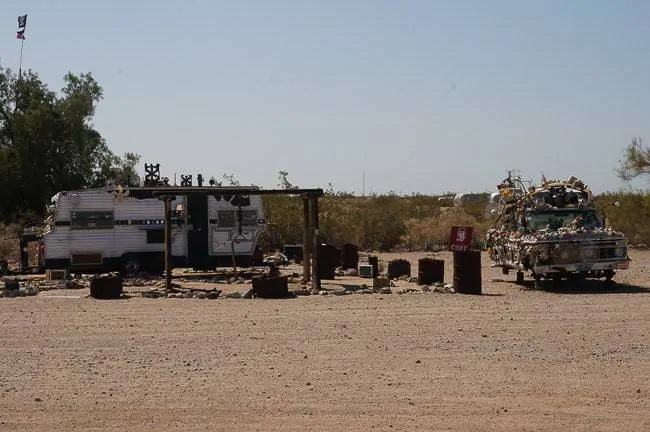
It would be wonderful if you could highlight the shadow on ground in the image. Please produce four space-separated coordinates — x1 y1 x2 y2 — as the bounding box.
498 278 650 294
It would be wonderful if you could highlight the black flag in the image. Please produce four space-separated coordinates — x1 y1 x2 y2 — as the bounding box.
18 14 28 29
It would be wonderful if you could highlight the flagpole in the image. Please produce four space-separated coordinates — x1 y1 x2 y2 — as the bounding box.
18 39 25 79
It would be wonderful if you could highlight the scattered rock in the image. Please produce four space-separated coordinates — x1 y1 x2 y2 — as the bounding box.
205 290 222 299
293 289 312 296
225 292 242 299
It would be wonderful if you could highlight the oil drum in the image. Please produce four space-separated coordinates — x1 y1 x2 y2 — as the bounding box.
387 259 411 279
453 250 482 294
418 258 444 285
252 275 290 299
318 244 341 280
90 274 124 299
340 243 359 269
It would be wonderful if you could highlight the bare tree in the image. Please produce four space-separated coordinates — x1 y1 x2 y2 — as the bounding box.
617 137 650 181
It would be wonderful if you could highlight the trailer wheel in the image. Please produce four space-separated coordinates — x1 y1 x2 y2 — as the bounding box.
121 255 141 276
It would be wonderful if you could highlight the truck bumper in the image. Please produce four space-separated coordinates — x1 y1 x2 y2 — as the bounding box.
533 260 629 274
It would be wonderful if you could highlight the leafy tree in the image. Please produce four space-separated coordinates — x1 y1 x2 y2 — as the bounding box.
617 137 650 181
0 67 135 223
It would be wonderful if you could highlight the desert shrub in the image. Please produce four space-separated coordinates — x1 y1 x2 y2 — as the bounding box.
401 207 490 251
258 192 488 252
594 192 650 244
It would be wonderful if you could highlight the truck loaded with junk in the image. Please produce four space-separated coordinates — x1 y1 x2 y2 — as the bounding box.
485 173 630 287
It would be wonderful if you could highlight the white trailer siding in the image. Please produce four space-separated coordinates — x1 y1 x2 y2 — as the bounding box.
42 187 266 268
207 194 265 256
43 189 188 261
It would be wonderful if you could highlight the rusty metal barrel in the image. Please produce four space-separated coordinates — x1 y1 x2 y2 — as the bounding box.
418 258 444 285
340 243 359 269
367 256 379 277
252 275 290 299
453 251 482 294
90 274 123 299
387 259 411 279
318 244 341 280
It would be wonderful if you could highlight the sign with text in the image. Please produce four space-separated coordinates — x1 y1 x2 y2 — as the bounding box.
449 226 473 252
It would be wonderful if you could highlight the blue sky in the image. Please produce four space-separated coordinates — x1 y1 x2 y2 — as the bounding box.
2 0 650 194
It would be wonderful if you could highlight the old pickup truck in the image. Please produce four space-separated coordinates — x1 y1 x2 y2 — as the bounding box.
485 174 629 287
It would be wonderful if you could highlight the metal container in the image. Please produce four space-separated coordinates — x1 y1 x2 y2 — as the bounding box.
340 243 360 269
90 274 123 299
318 244 341 280
252 275 290 298
387 259 411 279
453 251 482 294
418 258 444 285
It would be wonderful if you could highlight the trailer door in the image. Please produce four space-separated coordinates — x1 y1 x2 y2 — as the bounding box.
187 195 210 269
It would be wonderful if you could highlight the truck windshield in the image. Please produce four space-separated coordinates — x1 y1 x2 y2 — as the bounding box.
526 209 602 231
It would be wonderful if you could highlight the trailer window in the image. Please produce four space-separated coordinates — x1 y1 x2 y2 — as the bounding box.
146 229 165 244
242 210 258 226
70 211 114 230
217 211 236 228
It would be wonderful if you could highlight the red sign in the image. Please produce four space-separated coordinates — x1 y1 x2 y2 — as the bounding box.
449 226 473 252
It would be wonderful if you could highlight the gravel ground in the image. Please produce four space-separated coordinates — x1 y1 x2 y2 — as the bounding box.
1 250 649 431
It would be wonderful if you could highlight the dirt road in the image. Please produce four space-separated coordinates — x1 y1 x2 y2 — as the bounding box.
1 250 649 431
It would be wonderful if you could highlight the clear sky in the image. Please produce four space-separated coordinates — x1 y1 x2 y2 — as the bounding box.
2 0 650 195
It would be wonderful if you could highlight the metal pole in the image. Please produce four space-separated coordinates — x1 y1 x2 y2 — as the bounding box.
18 39 24 79
302 197 311 283
163 196 173 290
311 196 320 291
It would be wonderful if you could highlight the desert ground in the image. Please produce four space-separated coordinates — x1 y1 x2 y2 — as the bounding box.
1 250 649 432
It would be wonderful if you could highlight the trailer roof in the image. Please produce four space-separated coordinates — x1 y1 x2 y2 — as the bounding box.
106 186 324 199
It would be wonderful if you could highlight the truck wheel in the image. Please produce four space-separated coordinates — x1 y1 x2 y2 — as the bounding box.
516 271 524 284
121 255 141 276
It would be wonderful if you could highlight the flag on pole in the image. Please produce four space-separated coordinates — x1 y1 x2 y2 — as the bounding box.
17 14 28 40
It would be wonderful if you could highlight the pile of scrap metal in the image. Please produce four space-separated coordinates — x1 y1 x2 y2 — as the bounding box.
485 174 629 286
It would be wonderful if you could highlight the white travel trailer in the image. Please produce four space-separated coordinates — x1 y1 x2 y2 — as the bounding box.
39 187 267 274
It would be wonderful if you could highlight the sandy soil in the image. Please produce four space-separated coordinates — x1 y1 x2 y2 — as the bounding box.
1 250 649 431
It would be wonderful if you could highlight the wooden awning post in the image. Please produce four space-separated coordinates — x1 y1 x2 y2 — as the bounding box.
302 197 312 284
310 196 320 291
162 196 174 291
